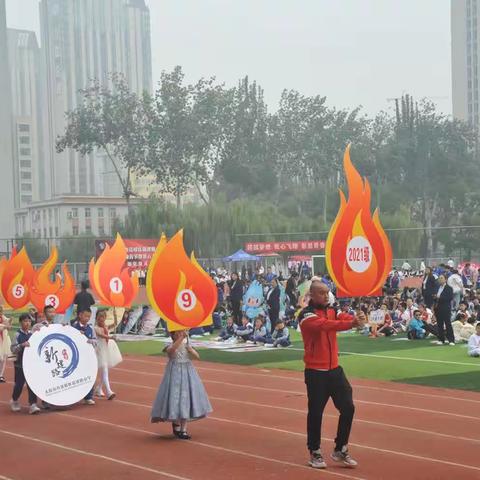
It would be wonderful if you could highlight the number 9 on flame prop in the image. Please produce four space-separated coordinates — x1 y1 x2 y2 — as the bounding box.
146 230 217 332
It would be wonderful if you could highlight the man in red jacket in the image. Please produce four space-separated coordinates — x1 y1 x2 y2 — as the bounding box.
299 280 366 469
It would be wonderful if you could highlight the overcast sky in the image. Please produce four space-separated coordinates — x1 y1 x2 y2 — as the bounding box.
6 0 452 116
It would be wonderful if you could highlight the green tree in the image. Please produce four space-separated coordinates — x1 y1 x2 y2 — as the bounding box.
56 74 149 208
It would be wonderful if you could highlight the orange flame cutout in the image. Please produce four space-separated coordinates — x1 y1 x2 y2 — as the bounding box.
30 247 76 314
89 233 139 307
146 230 217 329
326 145 392 297
0 247 35 309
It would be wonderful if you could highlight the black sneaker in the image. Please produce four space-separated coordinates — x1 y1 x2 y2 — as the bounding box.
331 446 358 467
308 449 327 469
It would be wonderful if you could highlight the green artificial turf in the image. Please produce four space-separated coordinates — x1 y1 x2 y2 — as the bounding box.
117 331 480 393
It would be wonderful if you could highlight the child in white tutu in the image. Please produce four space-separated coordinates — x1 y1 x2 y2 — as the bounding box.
151 330 212 439
94 309 123 400
0 306 12 383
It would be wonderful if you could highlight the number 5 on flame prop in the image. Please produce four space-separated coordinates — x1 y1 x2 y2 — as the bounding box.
146 230 217 332
326 145 392 297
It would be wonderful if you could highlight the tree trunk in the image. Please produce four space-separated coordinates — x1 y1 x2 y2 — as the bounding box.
176 183 181 209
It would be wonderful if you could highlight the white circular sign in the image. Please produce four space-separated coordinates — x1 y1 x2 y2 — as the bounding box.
12 283 25 299
45 294 59 309
23 324 98 406
346 236 373 273
109 277 123 294
176 289 197 311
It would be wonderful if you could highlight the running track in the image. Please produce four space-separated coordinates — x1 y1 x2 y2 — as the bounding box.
1 354 480 480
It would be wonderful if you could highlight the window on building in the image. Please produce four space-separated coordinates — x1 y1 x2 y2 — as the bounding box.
85 224 92 234
98 207 104 218
99 226 105 236
49 227 53 237
43 228 47 238
18 124 30 133
21 172 31 180
85 207 91 218
55 227 59 236
21 184 32 192
72 207 78 218
21 195 32 204
20 160 31 168
19 136 30 145
19 148 31 156
72 225 79 236
109 207 116 218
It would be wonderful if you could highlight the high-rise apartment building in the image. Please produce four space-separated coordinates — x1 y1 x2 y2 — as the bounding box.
0 0 16 241
452 0 480 125
39 0 152 198
8 29 48 209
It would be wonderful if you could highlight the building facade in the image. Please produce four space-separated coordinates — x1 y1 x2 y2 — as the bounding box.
0 0 16 238
14 196 137 239
8 29 48 208
39 0 152 198
452 0 479 125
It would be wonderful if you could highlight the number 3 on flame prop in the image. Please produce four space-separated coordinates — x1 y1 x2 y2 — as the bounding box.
326 145 392 297
146 230 217 332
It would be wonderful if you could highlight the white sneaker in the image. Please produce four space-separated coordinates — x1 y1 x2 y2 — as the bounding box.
331 446 358 468
309 450 327 469
84 399 96 405
443 340 449 345
434 341 444 345
29 404 41 415
10 399 21 412
449 342 455 346
264 344 275 348
95 388 105 397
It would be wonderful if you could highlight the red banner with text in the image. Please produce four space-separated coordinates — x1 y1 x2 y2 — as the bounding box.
245 240 325 254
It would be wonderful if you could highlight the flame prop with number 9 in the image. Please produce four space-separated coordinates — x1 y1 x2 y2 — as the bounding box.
146 230 217 332
325 145 392 297
30 247 76 313
0 247 35 309
88 233 139 307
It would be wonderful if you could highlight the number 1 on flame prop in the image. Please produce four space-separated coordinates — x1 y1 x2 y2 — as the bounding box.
326 145 392 297
146 230 217 332
89 233 139 307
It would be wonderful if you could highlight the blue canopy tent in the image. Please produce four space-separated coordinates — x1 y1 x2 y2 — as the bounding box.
222 249 260 262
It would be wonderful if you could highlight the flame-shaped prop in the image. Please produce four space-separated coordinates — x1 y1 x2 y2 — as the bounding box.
0 247 35 309
326 145 392 297
146 230 217 332
89 233 139 307
30 247 76 313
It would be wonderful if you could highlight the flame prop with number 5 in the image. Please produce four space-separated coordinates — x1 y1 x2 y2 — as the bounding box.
30 247 76 313
146 230 217 332
326 145 392 297
0 247 35 309
88 233 139 307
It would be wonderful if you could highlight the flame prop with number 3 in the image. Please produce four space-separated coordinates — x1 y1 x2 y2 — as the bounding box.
325 145 392 297
30 247 76 313
88 233 139 307
146 230 217 332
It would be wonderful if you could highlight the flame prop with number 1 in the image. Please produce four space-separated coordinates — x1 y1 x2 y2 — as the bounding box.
147 230 217 332
89 233 139 307
0 247 35 309
30 247 76 313
326 145 392 297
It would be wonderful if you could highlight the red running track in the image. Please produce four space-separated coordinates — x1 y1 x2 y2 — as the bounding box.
1 354 480 480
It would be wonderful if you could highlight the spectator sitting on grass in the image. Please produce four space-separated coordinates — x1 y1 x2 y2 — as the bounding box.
454 315 476 343
455 301 471 321
266 320 291 348
252 316 269 344
216 316 237 341
407 310 426 340
467 323 480 357
235 315 254 342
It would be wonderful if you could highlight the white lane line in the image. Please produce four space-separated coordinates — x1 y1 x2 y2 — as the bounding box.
115 369 480 421
60 400 480 474
122 357 480 404
115 396 480 445
56 412 366 480
0 429 191 480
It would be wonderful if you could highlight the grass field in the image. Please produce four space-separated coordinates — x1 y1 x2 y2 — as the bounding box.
117 330 480 392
